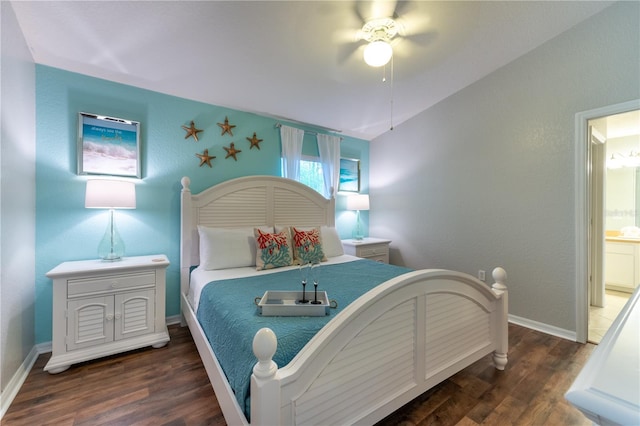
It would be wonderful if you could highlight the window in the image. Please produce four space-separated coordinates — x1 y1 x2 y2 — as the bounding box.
300 158 325 196
282 156 326 196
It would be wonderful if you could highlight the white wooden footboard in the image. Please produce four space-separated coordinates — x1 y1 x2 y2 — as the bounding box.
251 268 508 426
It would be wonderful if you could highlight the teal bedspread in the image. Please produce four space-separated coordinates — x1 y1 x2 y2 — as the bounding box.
195 259 411 416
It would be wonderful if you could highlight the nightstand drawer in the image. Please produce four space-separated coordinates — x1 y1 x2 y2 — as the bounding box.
358 244 388 257
367 254 389 263
68 271 156 297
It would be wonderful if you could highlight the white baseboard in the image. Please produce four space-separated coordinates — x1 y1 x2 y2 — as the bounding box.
509 314 577 342
0 345 39 420
165 314 182 325
36 341 52 354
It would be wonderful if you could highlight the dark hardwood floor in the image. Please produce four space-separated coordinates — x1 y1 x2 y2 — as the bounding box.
3 323 594 425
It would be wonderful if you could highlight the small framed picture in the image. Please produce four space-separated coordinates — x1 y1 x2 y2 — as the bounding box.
338 158 360 192
77 112 141 178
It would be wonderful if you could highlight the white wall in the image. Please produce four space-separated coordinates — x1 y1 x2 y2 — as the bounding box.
370 2 639 333
0 0 36 411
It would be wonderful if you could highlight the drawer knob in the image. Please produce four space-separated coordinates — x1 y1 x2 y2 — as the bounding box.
106 314 113 321
111 280 119 288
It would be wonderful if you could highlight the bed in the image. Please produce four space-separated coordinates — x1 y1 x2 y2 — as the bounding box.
179 175 509 425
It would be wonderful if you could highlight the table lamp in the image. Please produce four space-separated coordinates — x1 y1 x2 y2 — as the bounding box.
346 194 370 241
85 179 136 261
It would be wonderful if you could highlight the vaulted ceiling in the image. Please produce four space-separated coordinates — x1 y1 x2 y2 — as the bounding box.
10 1 615 139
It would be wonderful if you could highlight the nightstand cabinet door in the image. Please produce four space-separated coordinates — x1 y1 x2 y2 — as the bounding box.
67 295 114 351
115 289 155 340
66 289 157 351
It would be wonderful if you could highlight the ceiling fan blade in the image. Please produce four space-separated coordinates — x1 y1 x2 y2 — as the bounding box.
394 10 431 38
370 0 398 20
355 0 405 23
353 1 367 25
391 31 436 58
392 0 412 19
337 42 365 65
333 28 361 44
402 30 437 48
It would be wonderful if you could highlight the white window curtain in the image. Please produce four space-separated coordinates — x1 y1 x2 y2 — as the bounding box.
317 133 341 198
280 125 305 180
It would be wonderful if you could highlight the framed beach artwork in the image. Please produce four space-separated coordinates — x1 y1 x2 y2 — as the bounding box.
338 158 360 192
77 112 141 178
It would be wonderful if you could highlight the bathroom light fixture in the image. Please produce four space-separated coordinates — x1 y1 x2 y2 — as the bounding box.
346 194 370 241
607 151 640 169
85 179 136 261
361 18 397 67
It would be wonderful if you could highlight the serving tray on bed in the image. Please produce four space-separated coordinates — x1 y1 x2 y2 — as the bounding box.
257 290 331 316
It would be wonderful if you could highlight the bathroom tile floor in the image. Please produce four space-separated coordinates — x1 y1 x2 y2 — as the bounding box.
588 289 631 344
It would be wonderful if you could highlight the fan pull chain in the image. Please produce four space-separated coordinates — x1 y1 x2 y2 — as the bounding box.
389 55 394 131
380 59 394 131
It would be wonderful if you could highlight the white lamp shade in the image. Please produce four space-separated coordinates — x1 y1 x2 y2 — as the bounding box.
347 194 370 211
364 40 393 67
85 179 136 209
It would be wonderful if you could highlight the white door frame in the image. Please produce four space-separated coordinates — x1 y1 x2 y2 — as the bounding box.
575 99 640 343
590 126 606 310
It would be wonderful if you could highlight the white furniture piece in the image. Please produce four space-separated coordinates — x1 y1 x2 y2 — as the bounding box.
45 255 170 374
180 175 509 426
341 237 391 263
566 286 640 425
605 238 640 293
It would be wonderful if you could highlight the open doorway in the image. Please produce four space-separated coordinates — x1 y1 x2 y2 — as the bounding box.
588 110 640 343
576 101 640 344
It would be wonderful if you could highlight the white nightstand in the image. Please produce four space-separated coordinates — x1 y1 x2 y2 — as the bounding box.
341 238 392 264
45 255 170 374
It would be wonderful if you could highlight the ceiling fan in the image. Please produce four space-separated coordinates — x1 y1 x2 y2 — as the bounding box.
360 17 398 67
335 1 433 68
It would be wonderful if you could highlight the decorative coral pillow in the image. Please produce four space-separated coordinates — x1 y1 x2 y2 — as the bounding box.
254 228 294 270
291 226 327 264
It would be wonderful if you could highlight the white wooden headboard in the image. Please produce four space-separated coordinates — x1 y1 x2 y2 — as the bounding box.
180 175 335 296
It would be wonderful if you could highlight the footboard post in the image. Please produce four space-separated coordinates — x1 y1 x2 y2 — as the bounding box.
180 176 192 327
251 328 281 426
491 267 509 370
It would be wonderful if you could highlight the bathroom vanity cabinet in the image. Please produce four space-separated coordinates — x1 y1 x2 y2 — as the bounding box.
605 238 640 293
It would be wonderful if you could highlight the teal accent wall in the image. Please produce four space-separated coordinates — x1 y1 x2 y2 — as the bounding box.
35 65 369 343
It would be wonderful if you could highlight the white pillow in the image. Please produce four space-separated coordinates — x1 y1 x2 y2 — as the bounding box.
321 226 344 257
198 226 272 270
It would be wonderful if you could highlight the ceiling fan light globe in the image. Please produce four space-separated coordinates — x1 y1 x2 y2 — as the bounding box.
364 41 392 67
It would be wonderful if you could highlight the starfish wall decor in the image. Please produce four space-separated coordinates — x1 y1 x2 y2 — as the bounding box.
196 149 216 167
182 121 203 141
217 116 236 136
246 132 263 150
223 142 242 161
